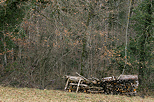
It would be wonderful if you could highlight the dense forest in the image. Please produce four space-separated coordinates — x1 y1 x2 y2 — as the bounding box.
0 0 153 95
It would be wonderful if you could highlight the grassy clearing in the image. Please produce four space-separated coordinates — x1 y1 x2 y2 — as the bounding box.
0 86 153 102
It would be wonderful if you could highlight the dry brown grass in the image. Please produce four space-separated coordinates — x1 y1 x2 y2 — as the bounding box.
0 86 153 102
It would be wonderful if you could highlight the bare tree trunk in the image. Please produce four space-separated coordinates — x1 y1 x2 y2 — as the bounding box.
123 0 132 74
18 45 22 60
3 32 7 66
11 48 14 62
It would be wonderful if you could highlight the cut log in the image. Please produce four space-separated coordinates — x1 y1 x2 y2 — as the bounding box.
87 90 104 93
64 75 84 82
102 76 116 82
89 86 104 90
76 72 90 82
69 83 88 87
118 75 138 80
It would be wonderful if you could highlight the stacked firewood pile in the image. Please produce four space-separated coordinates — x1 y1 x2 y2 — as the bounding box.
64 72 139 96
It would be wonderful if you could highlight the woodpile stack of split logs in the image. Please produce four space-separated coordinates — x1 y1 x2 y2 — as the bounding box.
64 72 139 96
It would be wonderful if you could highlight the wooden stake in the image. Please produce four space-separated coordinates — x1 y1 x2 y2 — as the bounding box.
76 78 81 93
64 78 69 90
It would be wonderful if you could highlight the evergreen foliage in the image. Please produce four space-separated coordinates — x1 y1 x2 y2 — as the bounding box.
130 0 153 93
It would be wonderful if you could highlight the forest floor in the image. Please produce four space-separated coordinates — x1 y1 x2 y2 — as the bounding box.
0 86 153 102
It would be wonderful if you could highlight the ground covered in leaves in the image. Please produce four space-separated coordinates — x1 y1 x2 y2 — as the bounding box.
0 86 153 102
